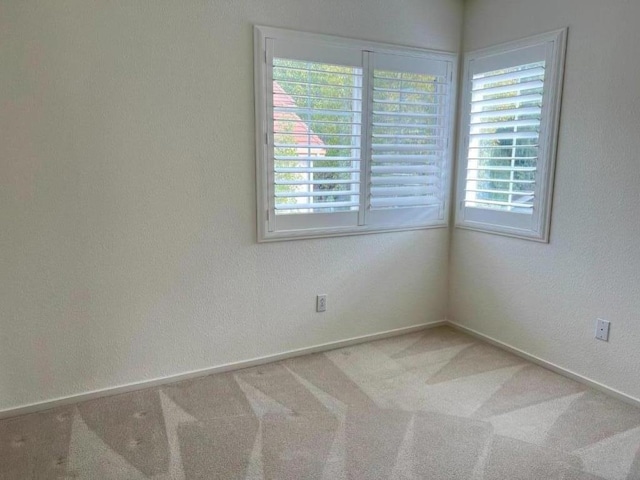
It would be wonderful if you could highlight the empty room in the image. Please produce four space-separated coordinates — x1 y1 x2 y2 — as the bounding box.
1 0 639 478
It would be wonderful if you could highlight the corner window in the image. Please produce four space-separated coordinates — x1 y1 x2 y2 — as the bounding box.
455 29 567 241
255 26 457 241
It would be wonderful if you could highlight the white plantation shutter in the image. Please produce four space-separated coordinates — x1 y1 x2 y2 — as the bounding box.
367 53 452 227
465 61 543 212
456 29 567 241
267 39 364 233
255 27 457 241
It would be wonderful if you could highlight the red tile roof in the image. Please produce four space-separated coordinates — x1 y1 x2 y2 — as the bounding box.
273 82 326 154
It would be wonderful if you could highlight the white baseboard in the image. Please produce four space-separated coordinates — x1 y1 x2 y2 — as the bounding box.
5 319 638 420
0 321 446 420
447 320 640 409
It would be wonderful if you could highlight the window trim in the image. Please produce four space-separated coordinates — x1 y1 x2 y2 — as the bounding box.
254 26 458 242
454 29 568 242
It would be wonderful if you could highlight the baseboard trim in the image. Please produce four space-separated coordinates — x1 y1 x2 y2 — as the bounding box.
6 319 638 419
447 320 640 409
0 320 446 420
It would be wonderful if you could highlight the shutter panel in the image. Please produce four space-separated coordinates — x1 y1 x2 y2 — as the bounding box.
464 61 544 212
367 53 452 227
267 40 364 232
455 29 567 241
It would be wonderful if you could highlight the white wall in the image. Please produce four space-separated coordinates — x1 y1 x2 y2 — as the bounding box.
451 0 640 399
0 0 462 411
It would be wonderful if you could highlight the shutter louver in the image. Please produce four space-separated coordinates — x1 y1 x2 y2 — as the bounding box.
271 59 363 214
464 61 545 212
369 60 450 214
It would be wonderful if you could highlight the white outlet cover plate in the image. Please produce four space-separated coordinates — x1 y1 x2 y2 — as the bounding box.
316 294 327 312
595 318 610 341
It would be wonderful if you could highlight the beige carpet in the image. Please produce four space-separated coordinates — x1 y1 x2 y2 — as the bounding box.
2 326 640 479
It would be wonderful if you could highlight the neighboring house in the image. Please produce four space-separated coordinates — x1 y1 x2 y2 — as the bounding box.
272 81 326 157
272 81 326 212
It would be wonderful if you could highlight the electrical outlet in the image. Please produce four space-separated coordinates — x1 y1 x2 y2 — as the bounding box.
595 318 610 342
316 294 327 313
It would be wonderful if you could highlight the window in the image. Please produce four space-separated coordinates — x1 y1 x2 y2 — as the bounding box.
455 29 567 241
255 26 457 241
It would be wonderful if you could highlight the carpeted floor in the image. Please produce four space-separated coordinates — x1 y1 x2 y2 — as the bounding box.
2 326 640 479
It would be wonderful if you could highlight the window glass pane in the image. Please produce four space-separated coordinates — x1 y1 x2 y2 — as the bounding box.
370 68 448 210
464 61 545 213
272 59 363 215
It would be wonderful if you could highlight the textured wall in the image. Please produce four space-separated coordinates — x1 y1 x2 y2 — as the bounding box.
0 0 462 411
451 0 640 399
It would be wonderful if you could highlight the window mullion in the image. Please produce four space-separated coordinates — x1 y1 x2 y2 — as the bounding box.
358 50 374 226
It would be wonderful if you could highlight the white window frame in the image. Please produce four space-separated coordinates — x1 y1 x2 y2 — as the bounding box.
455 29 567 242
255 26 457 242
